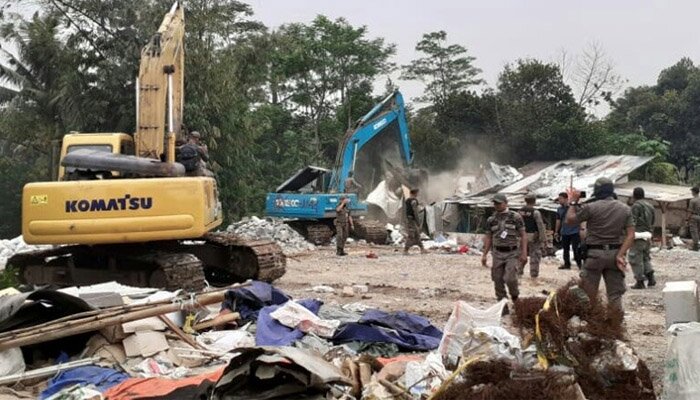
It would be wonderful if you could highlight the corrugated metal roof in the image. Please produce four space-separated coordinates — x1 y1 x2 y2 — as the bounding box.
615 181 693 203
499 155 654 199
445 155 654 211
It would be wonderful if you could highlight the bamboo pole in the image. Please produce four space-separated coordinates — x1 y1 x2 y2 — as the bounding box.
192 312 239 331
0 357 100 386
0 284 243 351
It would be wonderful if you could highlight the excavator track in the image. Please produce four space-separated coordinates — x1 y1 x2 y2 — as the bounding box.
202 232 286 284
306 224 333 245
354 219 388 244
7 233 286 290
150 253 206 292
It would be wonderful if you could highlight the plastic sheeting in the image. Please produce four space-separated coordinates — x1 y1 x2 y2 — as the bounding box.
664 322 700 400
40 365 129 399
270 301 340 338
438 299 507 368
222 282 290 322
103 368 224 400
256 299 322 346
332 310 443 351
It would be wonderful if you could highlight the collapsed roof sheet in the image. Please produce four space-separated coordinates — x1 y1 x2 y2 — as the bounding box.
615 181 693 203
499 155 654 199
445 155 654 211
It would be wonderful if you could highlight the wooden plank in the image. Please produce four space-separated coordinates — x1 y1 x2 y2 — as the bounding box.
661 201 668 249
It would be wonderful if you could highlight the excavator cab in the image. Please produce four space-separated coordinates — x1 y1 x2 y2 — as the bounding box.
59 133 134 180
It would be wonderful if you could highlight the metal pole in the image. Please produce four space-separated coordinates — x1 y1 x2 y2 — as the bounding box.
135 77 140 130
167 74 173 134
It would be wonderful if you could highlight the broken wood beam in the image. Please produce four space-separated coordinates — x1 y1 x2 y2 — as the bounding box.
0 283 247 351
192 312 240 331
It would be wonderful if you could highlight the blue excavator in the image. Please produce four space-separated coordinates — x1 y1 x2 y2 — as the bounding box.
265 90 426 244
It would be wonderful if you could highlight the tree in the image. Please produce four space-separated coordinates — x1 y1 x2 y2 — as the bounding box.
606 58 700 180
558 42 625 113
494 59 594 164
401 30 483 105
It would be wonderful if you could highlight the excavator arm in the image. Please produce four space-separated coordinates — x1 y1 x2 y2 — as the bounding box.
330 90 414 193
135 2 185 162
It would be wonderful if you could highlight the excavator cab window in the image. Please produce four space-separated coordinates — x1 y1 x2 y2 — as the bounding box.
64 144 113 179
120 140 135 156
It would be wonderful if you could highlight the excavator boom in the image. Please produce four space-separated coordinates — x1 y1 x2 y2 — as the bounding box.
135 2 185 161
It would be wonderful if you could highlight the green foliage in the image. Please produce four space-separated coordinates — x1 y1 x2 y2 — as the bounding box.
0 266 19 290
401 30 483 104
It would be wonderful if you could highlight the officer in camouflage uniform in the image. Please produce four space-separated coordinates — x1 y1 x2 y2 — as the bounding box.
517 193 547 278
334 196 354 256
482 194 527 302
404 188 427 254
688 187 700 251
629 187 656 289
566 178 635 312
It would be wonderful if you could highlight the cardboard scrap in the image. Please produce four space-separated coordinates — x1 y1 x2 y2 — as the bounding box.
123 331 169 358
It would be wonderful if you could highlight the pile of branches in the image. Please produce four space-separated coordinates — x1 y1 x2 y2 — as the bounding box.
435 280 655 400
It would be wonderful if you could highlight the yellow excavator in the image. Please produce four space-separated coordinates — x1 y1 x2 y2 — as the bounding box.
8 3 285 290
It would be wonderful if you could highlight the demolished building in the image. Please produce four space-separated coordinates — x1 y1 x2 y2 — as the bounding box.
442 155 693 247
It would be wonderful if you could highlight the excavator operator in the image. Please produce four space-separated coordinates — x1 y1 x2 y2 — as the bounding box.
178 131 213 177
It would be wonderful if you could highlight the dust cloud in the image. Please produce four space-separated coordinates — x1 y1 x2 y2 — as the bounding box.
422 143 497 203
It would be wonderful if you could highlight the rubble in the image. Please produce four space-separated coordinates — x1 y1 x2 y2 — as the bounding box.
226 216 315 254
0 235 52 270
0 270 660 400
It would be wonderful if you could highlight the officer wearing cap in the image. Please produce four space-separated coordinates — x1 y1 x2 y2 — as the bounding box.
334 195 354 256
404 188 427 255
517 193 547 278
565 177 635 313
482 193 527 303
629 187 656 289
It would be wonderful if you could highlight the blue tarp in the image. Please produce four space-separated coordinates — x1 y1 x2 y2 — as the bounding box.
222 282 443 351
332 310 443 351
256 299 322 346
40 365 129 399
222 281 290 321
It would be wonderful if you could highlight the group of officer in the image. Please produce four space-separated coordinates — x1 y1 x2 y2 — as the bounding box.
481 177 662 313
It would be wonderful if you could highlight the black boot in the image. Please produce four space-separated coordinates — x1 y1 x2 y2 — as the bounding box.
631 280 645 289
646 271 656 287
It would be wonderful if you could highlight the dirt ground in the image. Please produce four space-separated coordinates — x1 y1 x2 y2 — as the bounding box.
276 243 700 398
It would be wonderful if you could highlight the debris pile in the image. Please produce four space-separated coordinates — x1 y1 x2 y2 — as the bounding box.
432 280 655 400
0 278 657 399
0 236 52 270
0 280 446 399
227 216 315 254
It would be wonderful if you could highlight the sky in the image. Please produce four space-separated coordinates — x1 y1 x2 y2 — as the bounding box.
248 0 700 112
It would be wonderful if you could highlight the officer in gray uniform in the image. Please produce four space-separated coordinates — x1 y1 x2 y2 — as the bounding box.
688 187 700 251
482 194 528 302
334 196 354 256
629 187 656 289
517 193 547 278
404 188 427 255
566 178 635 312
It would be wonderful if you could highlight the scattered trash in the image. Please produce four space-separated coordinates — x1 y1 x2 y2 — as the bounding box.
211 346 350 399
366 251 378 259
309 285 336 294
341 286 355 297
